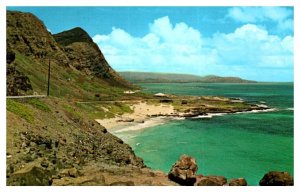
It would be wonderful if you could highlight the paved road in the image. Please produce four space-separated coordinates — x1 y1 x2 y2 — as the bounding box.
6 95 46 99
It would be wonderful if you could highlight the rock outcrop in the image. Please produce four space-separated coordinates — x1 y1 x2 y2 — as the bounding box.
8 160 52 186
6 49 33 96
259 171 293 186
229 178 247 186
196 175 227 186
6 106 146 185
168 155 198 186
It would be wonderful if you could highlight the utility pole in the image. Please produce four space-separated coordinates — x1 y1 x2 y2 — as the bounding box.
47 58 51 96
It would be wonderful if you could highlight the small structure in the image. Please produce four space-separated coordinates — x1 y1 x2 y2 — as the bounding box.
154 93 167 97
124 90 135 94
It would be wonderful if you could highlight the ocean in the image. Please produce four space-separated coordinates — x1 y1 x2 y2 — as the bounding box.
113 83 294 186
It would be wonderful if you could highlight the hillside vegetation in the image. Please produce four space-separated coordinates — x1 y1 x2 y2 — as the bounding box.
6 10 173 186
120 71 257 83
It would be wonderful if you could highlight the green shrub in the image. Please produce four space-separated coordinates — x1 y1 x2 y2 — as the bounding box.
27 99 51 112
7 99 34 123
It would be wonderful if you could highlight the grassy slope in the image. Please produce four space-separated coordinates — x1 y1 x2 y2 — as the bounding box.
14 52 127 100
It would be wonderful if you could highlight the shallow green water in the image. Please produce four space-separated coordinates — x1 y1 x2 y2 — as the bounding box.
115 83 294 186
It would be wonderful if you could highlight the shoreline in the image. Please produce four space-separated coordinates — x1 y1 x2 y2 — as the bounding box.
95 101 276 134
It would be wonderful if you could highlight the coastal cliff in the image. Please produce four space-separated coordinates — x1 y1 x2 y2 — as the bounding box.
6 10 292 186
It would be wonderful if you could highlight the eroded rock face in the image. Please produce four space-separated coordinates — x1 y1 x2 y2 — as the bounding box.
6 49 33 96
259 171 293 186
6 67 33 96
168 154 198 186
229 178 247 186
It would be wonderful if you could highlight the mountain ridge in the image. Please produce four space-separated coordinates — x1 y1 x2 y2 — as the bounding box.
119 71 257 83
53 27 132 88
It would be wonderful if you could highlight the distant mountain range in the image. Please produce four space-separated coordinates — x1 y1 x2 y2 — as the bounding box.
119 72 257 83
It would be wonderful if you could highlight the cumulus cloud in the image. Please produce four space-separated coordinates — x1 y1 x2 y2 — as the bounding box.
212 24 293 68
93 16 216 74
93 16 293 81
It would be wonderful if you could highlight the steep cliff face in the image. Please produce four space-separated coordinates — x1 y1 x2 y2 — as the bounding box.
53 27 132 88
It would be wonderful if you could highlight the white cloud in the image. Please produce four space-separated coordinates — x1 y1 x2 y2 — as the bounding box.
93 34 109 42
93 16 213 74
212 24 293 69
150 16 202 47
92 17 293 81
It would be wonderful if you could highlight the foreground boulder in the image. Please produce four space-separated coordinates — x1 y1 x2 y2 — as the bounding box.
259 171 293 186
229 178 247 186
168 155 198 186
7 161 52 186
196 175 227 186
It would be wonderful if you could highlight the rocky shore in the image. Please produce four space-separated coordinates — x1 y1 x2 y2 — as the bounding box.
96 99 273 133
167 155 293 186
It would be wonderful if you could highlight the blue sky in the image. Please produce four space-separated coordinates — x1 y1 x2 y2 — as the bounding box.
7 7 294 82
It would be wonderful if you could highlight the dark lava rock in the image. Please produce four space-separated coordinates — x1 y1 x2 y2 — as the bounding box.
117 118 134 122
168 154 198 186
229 178 247 186
6 49 15 64
196 175 227 186
160 99 173 103
259 171 293 186
181 100 188 105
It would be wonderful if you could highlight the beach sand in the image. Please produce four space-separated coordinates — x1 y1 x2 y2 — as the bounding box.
95 101 274 133
95 101 175 131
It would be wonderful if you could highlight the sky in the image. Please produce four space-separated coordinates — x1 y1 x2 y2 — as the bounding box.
7 6 294 82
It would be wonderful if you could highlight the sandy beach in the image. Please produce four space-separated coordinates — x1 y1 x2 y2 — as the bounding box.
95 101 176 131
95 101 275 133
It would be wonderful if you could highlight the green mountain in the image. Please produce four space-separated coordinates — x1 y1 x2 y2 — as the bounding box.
119 72 257 83
6 11 133 98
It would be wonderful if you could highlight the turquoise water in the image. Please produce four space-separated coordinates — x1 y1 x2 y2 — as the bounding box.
115 83 294 186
